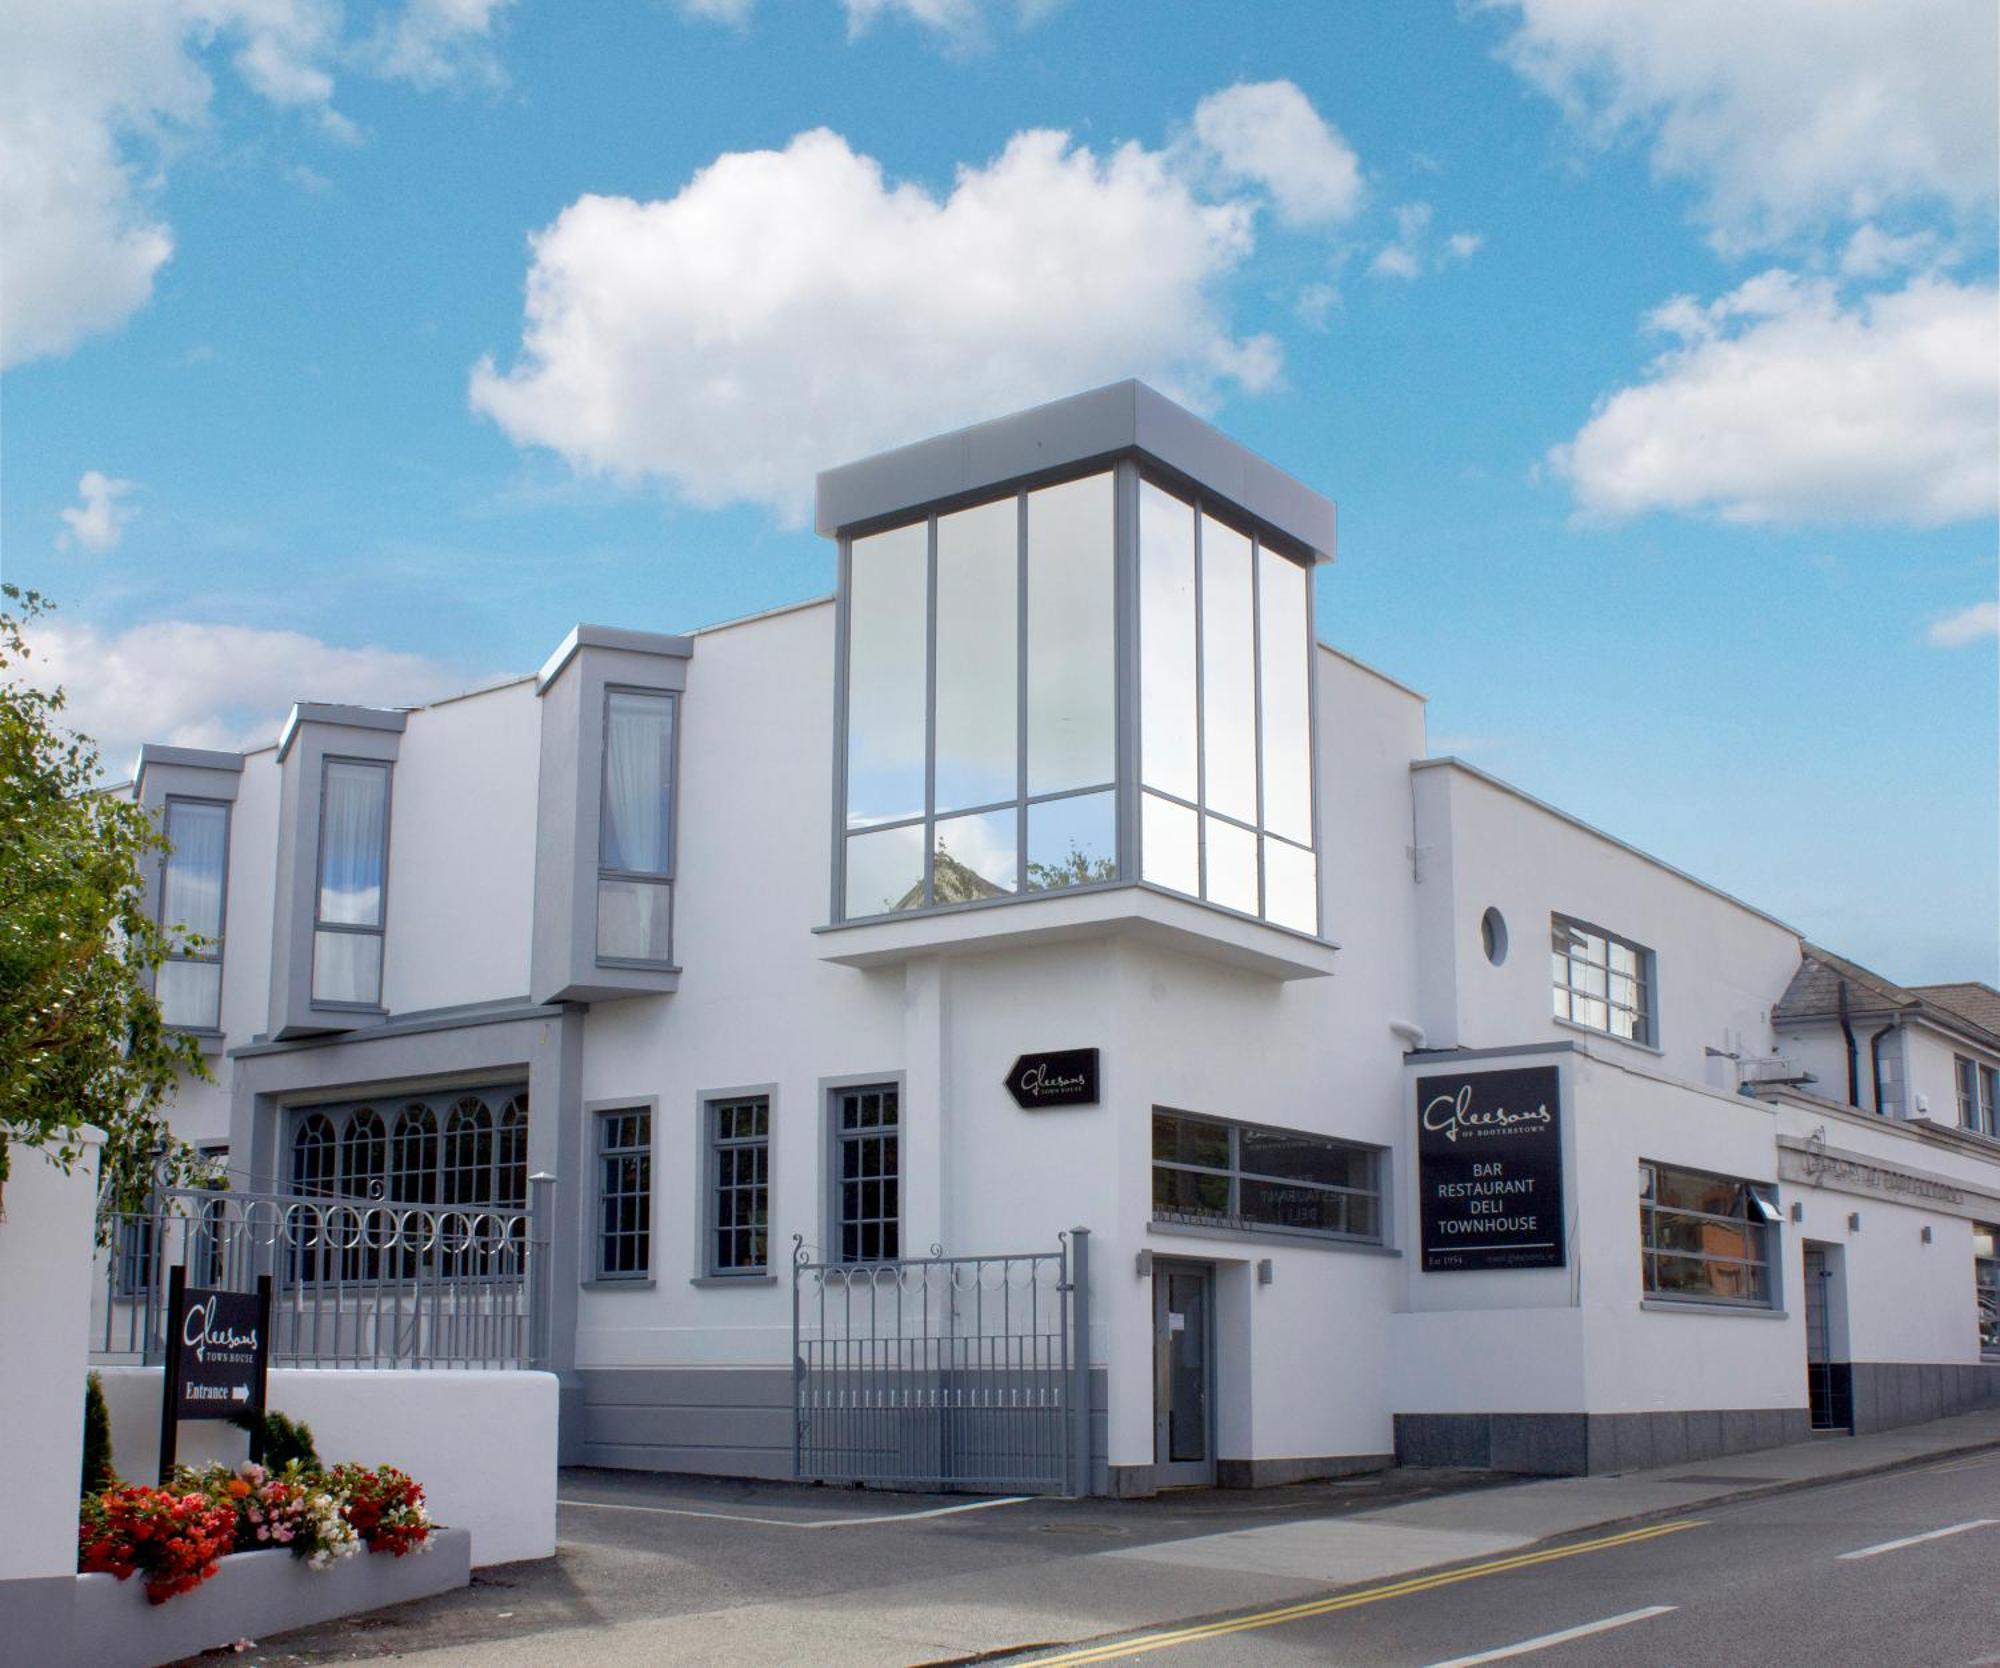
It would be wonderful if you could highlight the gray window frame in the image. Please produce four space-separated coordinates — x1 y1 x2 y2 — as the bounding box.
593 1104 655 1283
1638 1159 1780 1311
702 1087 774 1278
1149 1107 1384 1246
310 754 393 1013
1957 1056 1999 1137
1551 913 1656 1047
1976 1222 1999 1356
595 684 680 971
824 1077 903 1266
157 793 232 1035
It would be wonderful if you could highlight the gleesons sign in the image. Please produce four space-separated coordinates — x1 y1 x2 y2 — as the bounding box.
170 1284 268 1420
1416 1065 1566 1271
1005 1048 1100 1110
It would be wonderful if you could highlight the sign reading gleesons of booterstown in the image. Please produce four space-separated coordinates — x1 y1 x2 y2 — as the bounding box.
1416 1065 1566 1271
1006 1049 1100 1109
170 1283 269 1420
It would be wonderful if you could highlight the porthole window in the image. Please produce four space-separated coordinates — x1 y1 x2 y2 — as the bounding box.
1480 907 1508 966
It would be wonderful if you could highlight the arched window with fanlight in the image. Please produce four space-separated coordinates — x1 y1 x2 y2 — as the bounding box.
392 1105 439 1205
444 1097 496 1208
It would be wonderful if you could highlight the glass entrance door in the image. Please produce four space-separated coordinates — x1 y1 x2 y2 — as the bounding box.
1803 1242 1852 1432
1153 1261 1215 1487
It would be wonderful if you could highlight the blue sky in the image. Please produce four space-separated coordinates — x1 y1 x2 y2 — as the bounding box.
3 0 1996 983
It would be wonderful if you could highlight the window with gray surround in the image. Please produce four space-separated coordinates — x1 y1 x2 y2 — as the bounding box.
312 758 391 1007
1639 1160 1779 1307
597 688 675 964
832 1084 899 1263
157 796 229 1031
288 1090 528 1206
1552 914 1654 1045
1957 1055 1998 1137
595 1107 653 1280
706 1095 770 1275
1151 1108 1381 1242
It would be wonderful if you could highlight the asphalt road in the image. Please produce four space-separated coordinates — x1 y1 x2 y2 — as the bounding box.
1007 1451 2000 1667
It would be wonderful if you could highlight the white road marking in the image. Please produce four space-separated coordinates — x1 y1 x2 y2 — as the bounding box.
1423 1606 1678 1668
559 1493 1032 1530
1837 1518 1997 1560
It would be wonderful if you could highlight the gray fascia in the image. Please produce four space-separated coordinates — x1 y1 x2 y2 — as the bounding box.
276 702 407 762
136 745 246 798
814 380 1336 563
537 624 694 694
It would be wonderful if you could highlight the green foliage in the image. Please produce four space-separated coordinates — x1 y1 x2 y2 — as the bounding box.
82 1371 117 1496
233 1408 323 1474
0 585 207 1209
1025 841 1118 892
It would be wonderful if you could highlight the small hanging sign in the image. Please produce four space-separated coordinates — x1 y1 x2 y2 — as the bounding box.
1005 1048 1100 1110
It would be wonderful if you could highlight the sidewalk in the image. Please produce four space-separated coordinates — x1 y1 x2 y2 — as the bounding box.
242 1409 2000 1668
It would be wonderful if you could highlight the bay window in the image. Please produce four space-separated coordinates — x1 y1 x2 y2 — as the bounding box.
157 797 229 1031
598 689 676 964
312 760 390 1007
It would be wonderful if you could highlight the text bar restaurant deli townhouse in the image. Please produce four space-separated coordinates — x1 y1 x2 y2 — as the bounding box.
118 382 2000 1494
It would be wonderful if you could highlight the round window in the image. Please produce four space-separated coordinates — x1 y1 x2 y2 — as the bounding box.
1480 907 1509 966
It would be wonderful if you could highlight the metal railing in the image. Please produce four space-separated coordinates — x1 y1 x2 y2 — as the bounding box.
792 1230 1089 1495
92 1178 552 1371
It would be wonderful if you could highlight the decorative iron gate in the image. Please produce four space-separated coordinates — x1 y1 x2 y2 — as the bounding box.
792 1230 1090 1495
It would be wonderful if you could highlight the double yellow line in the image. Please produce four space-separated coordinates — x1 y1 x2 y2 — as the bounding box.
1018 1518 1703 1665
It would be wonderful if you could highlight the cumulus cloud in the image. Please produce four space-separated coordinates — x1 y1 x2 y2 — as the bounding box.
24 616 474 776
366 0 513 89
1551 271 1999 526
1928 600 1999 648
0 0 505 369
58 471 138 552
1190 80 1365 227
471 119 1291 520
1482 0 1998 250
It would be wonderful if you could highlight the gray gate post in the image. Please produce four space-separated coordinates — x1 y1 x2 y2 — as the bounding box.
527 1172 556 1370
1068 1227 1091 1497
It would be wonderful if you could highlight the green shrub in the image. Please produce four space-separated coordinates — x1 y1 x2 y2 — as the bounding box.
82 1372 116 1496
232 1408 322 1473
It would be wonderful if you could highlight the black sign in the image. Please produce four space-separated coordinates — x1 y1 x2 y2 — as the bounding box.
159 1265 272 1481
1417 1065 1566 1271
1005 1048 1099 1109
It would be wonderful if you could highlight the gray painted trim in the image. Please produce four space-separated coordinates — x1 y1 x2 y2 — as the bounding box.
536 624 695 693
818 1071 908 1265
1146 1219 1401 1257
1640 1300 1789 1319
1406 1041 1580 1062
1413 756 1804 938
584 1095 660 1284
697 1081 779 1278
233 996 556 1055
814 381 1336 561
276 702 406 761
1394 1408 1815 1476
136 743 244 786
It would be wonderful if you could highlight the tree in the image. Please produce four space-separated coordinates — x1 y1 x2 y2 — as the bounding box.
0 585 206 1213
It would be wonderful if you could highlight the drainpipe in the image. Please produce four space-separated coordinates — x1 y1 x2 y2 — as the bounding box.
1837 980 1859 1107
1868 1021 1897 1116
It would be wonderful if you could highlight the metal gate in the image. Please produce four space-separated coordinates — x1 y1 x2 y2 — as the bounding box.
792 1230 1089 1495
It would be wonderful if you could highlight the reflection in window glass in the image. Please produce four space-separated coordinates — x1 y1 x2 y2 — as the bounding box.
845 823 927 918
1026 474 1115 796
1151 1108 1383 1244
935 498 1018 813
1638 1159 1775 1307
1027 791 1116 892
1204 816 1258 915
318 762 388 926
846 521 929 827
1199 515 1256 823
601 692 674 876
1262 836 1317 934
1139 482 1198 803
160 798 228 1030
1258 546 1312 846
1141 792 1199 896
933 808 1017 901
158 963 222 1032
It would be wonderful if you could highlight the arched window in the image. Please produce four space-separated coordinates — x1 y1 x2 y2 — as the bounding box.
291 1113 336 1196
444 1097 494 1207
392 1105 439 1205
498 1094 529 1208
341 1109 387 1199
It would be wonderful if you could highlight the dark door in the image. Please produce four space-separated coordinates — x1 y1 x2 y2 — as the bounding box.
1153 1262 1215 1487
1803 1243 1852 1432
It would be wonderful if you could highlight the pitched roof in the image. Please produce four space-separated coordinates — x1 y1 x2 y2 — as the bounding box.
1775 946 2000 1054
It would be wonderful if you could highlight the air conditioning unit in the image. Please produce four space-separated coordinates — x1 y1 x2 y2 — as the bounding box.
1740 1056 1813 1086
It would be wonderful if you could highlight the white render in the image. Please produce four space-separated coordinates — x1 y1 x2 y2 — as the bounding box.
120 384 2000 1491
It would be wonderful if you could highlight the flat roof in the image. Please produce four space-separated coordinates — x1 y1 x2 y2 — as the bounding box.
814 380 1336 561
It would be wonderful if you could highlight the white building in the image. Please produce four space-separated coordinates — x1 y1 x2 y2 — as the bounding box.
126 382 2000 1493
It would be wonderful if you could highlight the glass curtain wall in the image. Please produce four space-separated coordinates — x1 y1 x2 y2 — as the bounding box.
1138 480 1317 933
842 472 1116 919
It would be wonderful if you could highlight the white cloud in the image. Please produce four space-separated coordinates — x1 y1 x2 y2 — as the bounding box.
1370 202 1432 279
1483 0 1998 250
25 616 474 776
1928 600 1999 648
472 121 1285 521
1191 80 1365 227
840 0 1059 47
58 470 138 552
1839 222 1940 281
1551 271 1999 526
367 0 513 90
1446 231 1483 260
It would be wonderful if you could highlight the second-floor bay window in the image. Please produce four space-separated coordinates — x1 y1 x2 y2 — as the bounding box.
597 689 676 964
313 759 390 1007
157 797 229 1031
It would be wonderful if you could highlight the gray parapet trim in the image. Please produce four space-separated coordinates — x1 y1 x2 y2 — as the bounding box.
1405 1040 1580 1062
814 380 1336 562
536 623 695 694
136 743 245 784
229 996 560 1057
275 701 407 761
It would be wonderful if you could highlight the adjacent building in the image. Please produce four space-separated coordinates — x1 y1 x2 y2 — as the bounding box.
125 382 2000 1490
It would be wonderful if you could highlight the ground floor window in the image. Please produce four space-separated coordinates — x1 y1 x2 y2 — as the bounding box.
1151 1108 1382 1242
1976 1224 1999 1355
288 1087 528 1209
595 1107 653 1281
707 1095 771 1276
832 1084 899 1264
1639 1160 1779 1307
